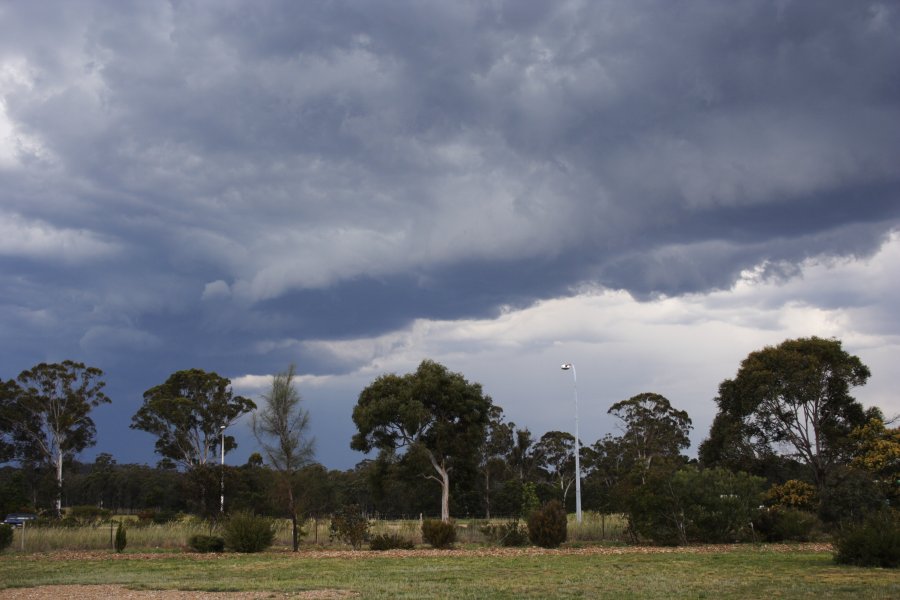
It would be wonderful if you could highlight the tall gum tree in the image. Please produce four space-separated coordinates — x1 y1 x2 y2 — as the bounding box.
351 360 492 522
4 362 110 516
131 369 256 469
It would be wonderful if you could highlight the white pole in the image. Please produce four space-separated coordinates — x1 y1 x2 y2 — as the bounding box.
220 425 226 514
561 364 582 524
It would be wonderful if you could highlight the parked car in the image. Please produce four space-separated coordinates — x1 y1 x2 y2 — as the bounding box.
3 513 37 527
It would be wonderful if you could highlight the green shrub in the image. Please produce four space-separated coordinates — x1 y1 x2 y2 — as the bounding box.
753 508 821 542
481 520 530 547
528 500 567 548
421 519 457 549
188 534 226 553
0 525 13 552
834 510 900 568
369 533 415 551
114 522 127 553
222 511 276 553
329 504 370 550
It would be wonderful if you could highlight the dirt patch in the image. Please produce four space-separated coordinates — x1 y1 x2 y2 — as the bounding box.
0 585 358 599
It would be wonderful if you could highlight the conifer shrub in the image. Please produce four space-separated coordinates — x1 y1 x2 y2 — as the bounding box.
329 504 370 550
0 525 13 552
188 534 225 553
421 519 457 549
114 521 127 553
527 500 567 548
222 511 276 553
369 533 415 551
833 510 900 568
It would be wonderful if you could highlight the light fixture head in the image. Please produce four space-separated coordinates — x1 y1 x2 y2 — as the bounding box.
560 363 572 370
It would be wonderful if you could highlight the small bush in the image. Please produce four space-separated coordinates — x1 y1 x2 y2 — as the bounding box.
67 505 111 526
834 510 900 568
528 500 567 548
369 533 415 551
0 525 13 552
481 520 530 547
329 505 370 550
422 519 457 549
753 508 821 542
114 522 127 553
188 534 226 553
222 511 275 553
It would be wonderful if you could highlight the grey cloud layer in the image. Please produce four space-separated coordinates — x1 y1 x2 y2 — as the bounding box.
2 0 899 377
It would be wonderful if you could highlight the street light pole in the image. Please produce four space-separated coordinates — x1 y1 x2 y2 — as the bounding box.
219 425 226 514
560 363 582 524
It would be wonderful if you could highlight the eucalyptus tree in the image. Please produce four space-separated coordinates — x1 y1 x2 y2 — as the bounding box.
608 392 692 484
252 364 314 551
534 430 578 506
131 369 256 470
351 360 493 522
700 337 870 490
1 362 110 516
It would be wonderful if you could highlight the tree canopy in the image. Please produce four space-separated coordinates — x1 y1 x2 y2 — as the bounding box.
351 359 493 521
131 369 256 469
699 337 870 489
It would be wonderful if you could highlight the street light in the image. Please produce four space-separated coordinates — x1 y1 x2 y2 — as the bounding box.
560 363 582 524
219 425 226 514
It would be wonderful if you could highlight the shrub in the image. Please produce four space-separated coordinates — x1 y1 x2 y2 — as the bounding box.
67 505 112 526
369 533 415 551
329 505 370 550
422 519 457 549
188 534 226 553
481 520 530 547
753 508 821 542
222 511 276 553
114 522 127 553
834 510 900 568
0 525 13 552
764 480 818 511
528 500 567 548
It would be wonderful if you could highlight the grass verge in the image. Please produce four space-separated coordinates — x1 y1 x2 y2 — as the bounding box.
0 545 898 599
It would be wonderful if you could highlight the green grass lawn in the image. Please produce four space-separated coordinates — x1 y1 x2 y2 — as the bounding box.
1 546 898 599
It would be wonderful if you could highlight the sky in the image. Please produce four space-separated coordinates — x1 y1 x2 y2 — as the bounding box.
1 0 898 471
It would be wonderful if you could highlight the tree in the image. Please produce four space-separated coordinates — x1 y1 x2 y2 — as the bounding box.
479 406 514 518
700 337 870 490
533 431 578 506
351 360 493 522
0 362 110 516
251 364 315 551
131 369 256 469
608 392 692 484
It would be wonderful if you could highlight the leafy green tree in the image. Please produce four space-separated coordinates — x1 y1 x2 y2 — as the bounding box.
251 364 314 551
351 360 493 522
700 337 870 490
533 430 577 506
1 362 110 516
131 369 256 469
608 392 692 484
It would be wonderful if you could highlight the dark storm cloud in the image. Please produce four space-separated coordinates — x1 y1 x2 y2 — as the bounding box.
1 1 899 465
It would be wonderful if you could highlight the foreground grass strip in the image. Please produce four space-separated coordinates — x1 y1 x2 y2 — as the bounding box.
1 545 898 599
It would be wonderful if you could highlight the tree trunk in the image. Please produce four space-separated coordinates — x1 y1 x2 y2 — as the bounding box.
440 467 450 522
55 450 63 517
484 468 491 519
